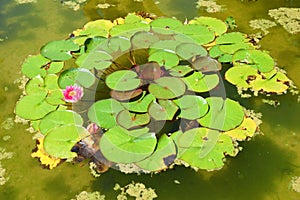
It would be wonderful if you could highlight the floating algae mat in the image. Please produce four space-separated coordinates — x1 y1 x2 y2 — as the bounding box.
14 12 295 173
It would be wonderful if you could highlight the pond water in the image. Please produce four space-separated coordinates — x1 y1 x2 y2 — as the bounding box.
1 0 300 199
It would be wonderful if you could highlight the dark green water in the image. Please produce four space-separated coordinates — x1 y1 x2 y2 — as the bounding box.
0 0 300 199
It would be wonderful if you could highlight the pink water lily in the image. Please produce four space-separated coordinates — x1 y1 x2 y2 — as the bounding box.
87 123 100 134
62 85 83 103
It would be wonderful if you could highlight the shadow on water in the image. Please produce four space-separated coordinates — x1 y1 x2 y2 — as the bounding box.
90 136 297 200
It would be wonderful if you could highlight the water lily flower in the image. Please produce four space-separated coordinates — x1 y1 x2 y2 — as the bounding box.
87 123 100 134
62 85 83 103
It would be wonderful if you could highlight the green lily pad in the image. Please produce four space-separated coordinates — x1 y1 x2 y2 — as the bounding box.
100 36 131 53
117 110 150 129
198 97 244 131
209 45 223 58
88 99 124 129
225 66 258 88
250 71 289 93
124 13 143 24
75 50 113 70
168 65 193 77
122 93 155 112
40 40 79 61
173 95 208 120
182 72 219 93
105 70 141 91
215 32 253 54
39 110 84 135
174 24 215 45
176 43 207 60
46 62 64 74
25 75 47 96
99 126 157 163
177 128 235 170
189 17 227 36
149 40 181 54
218 54 233 63
150 18 183 34
110 89 143 101
77 19 113 37
136 134 177 171
148 50 179 69
15 95 57 120
225 117 257 141
191 56 222 72
110 23 150 38
58 68 95 88
149 100 179 121
148 77 186 99
43 124 90 159
46 89 64 105
85 36 107 52
21 54 50 78
131 31 160 49
233 50 275 73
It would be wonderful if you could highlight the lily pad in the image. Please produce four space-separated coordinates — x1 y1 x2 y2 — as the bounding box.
58 68 96 88
148 100 178 121
148 50 179 69
233 50 275 73
225 117 257 141
198 97 244 131
174 24 215 45
110 23 150 38
88 99 124 129
21 54 50 78
99 126 157 163
135 134 177 171
25 75 47 96
225 66 258 88
176 43 207 60
189 17 227 36
76 19 113 37
117 110 150 129
46 62 64 74
215 32 253 54
43 124 90 159
39 110 84 135
110 89 143 101
85 36 107 52
105 70 141 91
15 95 57 120
131 31 160 49
46 89 64 105
122 93 155 112
150 18 183 34
40 40 79 61
75 50 113 70
191 56 222 72
149 40 181 54
182 72 219 93
100 36 131 53
168 65 193 77
148 77 186 99
177 128 235 170
250 71 289 93
173 95 208 120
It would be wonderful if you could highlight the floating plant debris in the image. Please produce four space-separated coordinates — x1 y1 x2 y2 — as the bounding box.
195 0 224 13
249 19 277 35
15 0 37 4
14 13 295 174
269 7 300 34
0 148 13 186
114 182 158 200
71 191 105 200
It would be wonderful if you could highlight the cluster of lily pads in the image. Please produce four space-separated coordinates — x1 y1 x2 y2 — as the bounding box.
15 13 293 172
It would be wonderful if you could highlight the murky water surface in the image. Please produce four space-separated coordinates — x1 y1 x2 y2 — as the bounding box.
0 0 300 199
